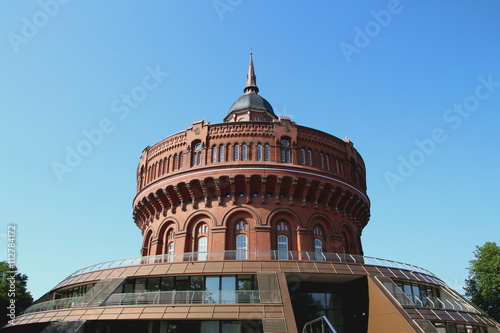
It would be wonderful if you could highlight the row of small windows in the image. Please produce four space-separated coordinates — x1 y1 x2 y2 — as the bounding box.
212 144 270 163
139 143 364 190
121 275 258 294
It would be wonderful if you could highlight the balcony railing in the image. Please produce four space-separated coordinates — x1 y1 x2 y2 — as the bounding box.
22 296 83 314
104 290 260 306
60 250 438 281
302 316 338 333
23 290 260 315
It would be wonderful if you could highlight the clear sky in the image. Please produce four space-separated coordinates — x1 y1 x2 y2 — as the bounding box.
1 1 499 300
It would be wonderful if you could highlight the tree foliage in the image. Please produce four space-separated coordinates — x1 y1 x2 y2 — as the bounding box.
0 261 34 327
464 241 500 321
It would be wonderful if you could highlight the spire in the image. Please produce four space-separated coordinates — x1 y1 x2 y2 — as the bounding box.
244 52 259 95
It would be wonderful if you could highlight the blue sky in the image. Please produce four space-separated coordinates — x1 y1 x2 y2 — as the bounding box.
1 1 499 299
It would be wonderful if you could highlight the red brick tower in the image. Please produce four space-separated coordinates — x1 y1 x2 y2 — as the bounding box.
133 53 370 261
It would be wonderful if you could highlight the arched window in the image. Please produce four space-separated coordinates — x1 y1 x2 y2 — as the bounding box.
320 153 324 169
192 142 203 166
307 150 312 166
178 153 183 169
264 144 270 161
234 144 239 161
342 231 349 254
198 237 207 261
142 231 153 257
172 154 177 171
277 235 289 260
166 229 175 262
325 155 330 170
257 144 262 161
301 149 306 165
242 144 247 161
235 221 248 260
236 234 247 260
313 226 323 236
280 149 290 163
235 221 248 231
196 223 209 261
314 239 323 261
212 146 218 163
277 221 289 231
219 145 225 162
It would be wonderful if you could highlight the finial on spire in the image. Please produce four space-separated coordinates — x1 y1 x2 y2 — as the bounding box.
244 51 259 95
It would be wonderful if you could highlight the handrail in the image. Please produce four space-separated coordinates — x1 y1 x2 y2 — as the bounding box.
104 290 260 306
23 290 261 314
302 316 338 333
57 250 439 286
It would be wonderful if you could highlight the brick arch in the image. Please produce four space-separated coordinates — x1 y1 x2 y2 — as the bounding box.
339 222 357 255
142 228 154 256
266 208 302 252
266 207 303 229
221 208 258 252
307 213 335 234
183 211 216 253
156 219 178 255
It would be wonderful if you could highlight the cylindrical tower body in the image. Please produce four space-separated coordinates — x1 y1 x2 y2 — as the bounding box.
133 116 370 260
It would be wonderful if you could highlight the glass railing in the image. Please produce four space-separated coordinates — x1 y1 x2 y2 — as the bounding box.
104 290 260 306
22 296 83 314
61 250 437 282
21 291 260 314
378 277 481 314
302 316 338 333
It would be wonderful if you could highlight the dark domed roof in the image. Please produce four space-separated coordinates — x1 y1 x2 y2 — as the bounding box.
228 93 275 115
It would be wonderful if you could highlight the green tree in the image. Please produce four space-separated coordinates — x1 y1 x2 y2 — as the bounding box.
464 241 500 321
0 261 34 327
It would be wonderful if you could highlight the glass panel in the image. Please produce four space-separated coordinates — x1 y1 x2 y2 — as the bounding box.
257 145 262 160
201 321 219 333
286 149 291 162
264 145 269 161
242 145 247 161
190 276 204 290
236 235 247 260
221 321 240 333
135 278 147 292
447 323 458 333
237 276 253 290
167 242 175 262
198 236 207 261
148 277 160 291
221 276 236 304
314 239 323 261
222 276 236 290
403 284 413 298
213 147 217 163
220 146 225 162
161 277 174 291
234 145 239 161
205 276 220 303
175 276 189 291
280 149 285 162
277 235 288 260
